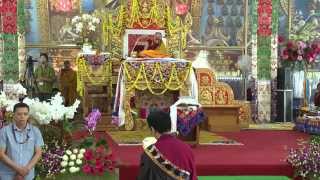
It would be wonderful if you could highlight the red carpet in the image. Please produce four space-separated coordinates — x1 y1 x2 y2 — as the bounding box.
74 130 309 180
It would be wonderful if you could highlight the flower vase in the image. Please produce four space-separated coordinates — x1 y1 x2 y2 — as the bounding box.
82 38 93 53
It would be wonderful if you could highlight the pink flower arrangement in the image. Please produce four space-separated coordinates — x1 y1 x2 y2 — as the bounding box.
175 3 189 15
82 146 116 176
280 40 320 63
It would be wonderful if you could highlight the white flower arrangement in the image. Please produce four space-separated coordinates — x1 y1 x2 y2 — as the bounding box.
0 85 80 125
60 148 85 174
71 14 100 35
22 93 80 125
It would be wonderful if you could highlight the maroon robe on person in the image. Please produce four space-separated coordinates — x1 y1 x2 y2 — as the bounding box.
314 92 320 107
137 134 197 180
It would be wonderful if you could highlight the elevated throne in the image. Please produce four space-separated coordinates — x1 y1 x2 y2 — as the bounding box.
196 68 251 132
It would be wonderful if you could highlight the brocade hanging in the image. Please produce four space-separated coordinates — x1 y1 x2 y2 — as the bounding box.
2 34 19 82
257 0 272 80
2 0 17 34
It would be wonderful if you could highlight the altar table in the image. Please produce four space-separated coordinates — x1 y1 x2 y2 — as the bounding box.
112 58 198 131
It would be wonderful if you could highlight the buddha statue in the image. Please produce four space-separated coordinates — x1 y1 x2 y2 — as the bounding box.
205 16 229 46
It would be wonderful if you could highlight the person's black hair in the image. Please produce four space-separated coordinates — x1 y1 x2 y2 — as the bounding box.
13 102 29 113
40 53 49 61
147 110 171 134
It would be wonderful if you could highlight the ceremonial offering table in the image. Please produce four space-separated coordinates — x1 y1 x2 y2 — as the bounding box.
296 115 320 135
113 58 198 131
176 105 204 145
195 68 249 132
76 53 113 130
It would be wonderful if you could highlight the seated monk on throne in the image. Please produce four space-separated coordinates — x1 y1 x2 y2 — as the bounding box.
132 32 171 58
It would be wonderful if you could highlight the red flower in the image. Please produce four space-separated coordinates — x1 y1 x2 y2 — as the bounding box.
278 36 285 44
95 159 103 167
287 41 294 49
107 165 115 172
95 162 105 175
96 146 105 154
105 153 115 161
82 164 93 174
84 149 94 161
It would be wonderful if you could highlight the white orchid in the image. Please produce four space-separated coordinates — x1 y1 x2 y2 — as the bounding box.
61 168 66 173
0 92 8 107
71 14 100 34
12 83 27 95
88 25 96 32
71 16 80 24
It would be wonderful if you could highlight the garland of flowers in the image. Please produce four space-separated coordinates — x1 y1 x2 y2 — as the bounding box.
123 61 192 96
76 57 112 97
270 0 279 120
257 0 272 80
18 0 26 80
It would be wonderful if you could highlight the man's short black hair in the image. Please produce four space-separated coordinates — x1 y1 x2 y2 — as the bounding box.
40 53 49 61
13 102 29 113
147 111 171 133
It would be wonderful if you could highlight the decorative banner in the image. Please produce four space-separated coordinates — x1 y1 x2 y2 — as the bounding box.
251 0 258 121
257 0 272 80
17 0 25 34
251 0 258 79
2 34 19 82
257 36 271 79
2 0 17 34
0 34 3 79
257 0 272 37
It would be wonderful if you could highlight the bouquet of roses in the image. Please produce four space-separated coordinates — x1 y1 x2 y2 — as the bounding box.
82 145 116 176
280 39 320 70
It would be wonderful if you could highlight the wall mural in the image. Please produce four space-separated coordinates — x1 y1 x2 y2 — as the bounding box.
196 0 246 47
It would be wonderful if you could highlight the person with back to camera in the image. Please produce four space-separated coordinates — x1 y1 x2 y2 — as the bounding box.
137 110 197 180
0 102 44 180
314 82 320 107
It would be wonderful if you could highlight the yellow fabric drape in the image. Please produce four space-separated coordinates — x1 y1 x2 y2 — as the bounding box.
139 42 171 58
